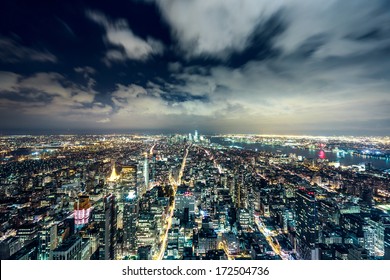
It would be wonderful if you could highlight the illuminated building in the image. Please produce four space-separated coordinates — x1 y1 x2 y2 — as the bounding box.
176 189 195 224
74 195 92 231
143 154 149 190
237 208 252 231
149 197 169 232
195 217 218 255
339 204 360 214
94 194 117 260
363 225 376 256
165 227 180 260
222 232 239 255
121 164 137 191
38 219 58 260
108 162 120 182
119 164 137 236
260 195 270 217
294 188 319 259
196 228 218 256
123 190 138 254
318 150 326 160
17 224 38 245
216 205 229 231
136 213 157 250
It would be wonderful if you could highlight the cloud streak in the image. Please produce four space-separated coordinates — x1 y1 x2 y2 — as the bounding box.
0 36 57 63
152 0 390 61
86 10 164 63
153 0 283 59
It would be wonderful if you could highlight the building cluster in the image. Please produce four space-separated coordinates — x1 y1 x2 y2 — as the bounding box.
0 133 389 260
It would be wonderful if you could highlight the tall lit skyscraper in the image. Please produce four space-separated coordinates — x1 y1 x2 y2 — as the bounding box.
143 154 149 190
94 194 117 260
120 164 138 209
194 130 198 142
294 188 319 259
123 190 138 254
121 163 138 254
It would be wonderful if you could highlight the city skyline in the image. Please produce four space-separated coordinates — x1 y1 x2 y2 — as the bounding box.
1 0 389 136
1 133 389 260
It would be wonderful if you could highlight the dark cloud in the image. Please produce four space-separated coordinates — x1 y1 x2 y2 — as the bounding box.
0 0 389 135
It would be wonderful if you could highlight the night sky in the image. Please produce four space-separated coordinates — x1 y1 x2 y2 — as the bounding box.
0 0 389 135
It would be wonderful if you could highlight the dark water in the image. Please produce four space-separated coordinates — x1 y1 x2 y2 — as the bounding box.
211 137 390 170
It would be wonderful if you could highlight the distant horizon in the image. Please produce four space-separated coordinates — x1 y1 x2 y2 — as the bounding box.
1 130 389 138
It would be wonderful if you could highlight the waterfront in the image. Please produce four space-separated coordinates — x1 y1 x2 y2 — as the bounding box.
211 137 390 170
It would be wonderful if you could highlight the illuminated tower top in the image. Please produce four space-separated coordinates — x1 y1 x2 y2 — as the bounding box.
108 163 120 182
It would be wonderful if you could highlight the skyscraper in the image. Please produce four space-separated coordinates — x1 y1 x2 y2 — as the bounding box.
294 188 319 259
143 154 149 191
123 191 138 255
119 163 138 255
94 194 117 260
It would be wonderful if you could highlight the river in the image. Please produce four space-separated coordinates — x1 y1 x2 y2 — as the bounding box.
210 137 390 170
